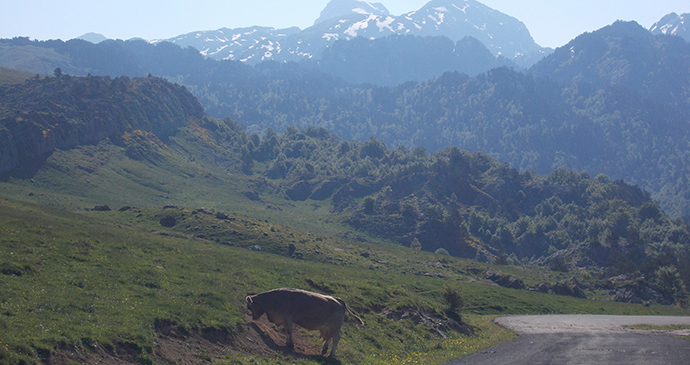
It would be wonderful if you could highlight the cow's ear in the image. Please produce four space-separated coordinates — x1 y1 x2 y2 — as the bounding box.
246 296 253 304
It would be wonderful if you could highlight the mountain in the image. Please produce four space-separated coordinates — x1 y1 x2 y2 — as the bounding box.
317 35 516 86
399 0 548 65
164 0 551 68
651 13 690 42
76 32 109 44
314 0 390 25
530 20 690 105
162 26 301 63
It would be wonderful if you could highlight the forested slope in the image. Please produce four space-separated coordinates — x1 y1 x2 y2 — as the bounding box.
237 125 690 305
1 23 690 220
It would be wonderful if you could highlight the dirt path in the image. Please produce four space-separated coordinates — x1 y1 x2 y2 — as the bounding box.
444 315 690 365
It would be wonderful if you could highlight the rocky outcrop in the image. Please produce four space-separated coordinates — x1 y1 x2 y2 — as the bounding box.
0 75 204 175
606 274 671 305
484 271 526 290
481 269 587 299
531 278 588 299
382 306 474 337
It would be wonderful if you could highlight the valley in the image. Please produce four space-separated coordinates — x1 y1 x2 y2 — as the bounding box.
2 0 690 364
1 67 689 363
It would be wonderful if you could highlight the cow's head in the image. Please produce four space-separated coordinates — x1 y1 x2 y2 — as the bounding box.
245 295 264 320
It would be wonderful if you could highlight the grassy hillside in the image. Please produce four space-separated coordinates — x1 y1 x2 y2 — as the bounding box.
0 66 42 85
3 75 690 286
0 132 353 239
2 73 690 364
1 197 684 365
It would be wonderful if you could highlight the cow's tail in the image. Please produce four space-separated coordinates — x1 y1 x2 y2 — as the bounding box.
336 298 364 326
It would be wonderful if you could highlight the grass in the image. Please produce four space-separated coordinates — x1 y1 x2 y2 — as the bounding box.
1 122 689 364
0 197 687 364
0 43 68 77
1 136 358 241
0 66 44 85
346 315 516 365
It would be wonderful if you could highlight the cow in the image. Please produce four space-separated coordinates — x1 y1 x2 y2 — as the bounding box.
245 288 364 357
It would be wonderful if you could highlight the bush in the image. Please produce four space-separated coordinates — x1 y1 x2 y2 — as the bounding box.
549 255 569 272
435 248 450 256
442 285 464 312
655 265 687 305
442 285 465 323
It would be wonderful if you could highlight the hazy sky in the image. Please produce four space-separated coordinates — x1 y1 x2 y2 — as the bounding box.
2 0 690 48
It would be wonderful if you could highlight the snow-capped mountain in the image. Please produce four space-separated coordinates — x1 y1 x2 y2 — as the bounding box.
650 13 690 42
314 0 390 25
162 0 550 67
161 26 301 62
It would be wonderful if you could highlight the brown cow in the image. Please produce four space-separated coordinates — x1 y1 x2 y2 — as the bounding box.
245 288 364 357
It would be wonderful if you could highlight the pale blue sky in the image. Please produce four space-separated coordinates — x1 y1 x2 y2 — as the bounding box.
2 0 689 48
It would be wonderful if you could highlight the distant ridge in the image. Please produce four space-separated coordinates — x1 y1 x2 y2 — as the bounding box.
315 0 390 25
163 0 551 68
76 32 109 44
530 20 690 104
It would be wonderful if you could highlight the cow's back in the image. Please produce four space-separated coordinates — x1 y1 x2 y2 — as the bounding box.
256 288 345 330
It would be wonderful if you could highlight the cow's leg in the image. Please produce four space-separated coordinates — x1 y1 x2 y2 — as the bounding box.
283 317 295 350
329 331 341 358
319 328 332 355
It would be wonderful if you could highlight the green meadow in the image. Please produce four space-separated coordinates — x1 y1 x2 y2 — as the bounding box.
1 197 685 365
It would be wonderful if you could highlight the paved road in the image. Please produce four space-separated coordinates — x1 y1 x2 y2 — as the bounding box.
444 315 690 365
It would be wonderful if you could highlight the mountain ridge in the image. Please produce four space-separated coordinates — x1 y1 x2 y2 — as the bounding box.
77 32 109 44
530 20 690 104
0 74 204 176
162 0 550 68
315 0 390 25
317 34 517 85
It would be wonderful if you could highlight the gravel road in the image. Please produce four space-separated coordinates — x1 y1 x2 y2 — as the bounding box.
444 315 690 365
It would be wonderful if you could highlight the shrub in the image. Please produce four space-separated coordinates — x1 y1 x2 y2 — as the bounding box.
435 248 450 256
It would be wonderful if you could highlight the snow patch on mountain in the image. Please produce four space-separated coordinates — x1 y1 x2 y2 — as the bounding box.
429 8 447 26
377 16 397 32
453 3 470 13
323 33 340 41
345 15 375 37
650 13 690 43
